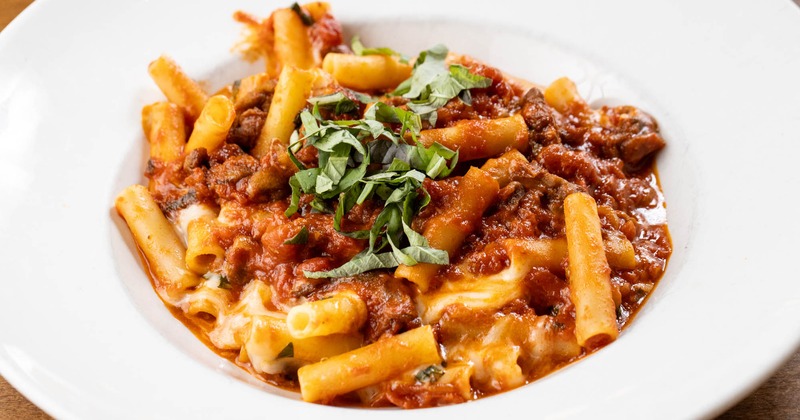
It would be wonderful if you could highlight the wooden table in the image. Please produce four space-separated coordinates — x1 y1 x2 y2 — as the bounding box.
1 1 799 418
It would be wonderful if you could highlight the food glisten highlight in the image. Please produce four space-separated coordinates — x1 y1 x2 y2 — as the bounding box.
115 2 672 408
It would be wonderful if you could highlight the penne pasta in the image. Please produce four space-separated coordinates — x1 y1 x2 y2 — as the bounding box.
543 77 586 114
210 280 279 350
233 72 274 103
253 66 314 158
241 314 292 374
416 114 528 161
114 185 201 304
297 325 442 403
186 280 233 319
564 192 618 348
479 149 530 187
287 292 367 338
322 53 412 91
185 218 225 274
185 95 236 153
604 232 636 270
272 8 315 70
141 102 186 163
244 314 362 375
396 167 499 291
148 55 209 121
175 204 218 244
302 2 331 21
438 363 474 401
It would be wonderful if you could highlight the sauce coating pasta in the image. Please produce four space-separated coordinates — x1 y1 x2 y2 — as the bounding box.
115 2 671 408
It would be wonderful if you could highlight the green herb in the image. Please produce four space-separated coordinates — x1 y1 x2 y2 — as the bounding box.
204 272 231 289
231 79 241 101
308 92 359 115
307 91 374 116
392 44 492 124
415 365 445 383
290 3 314 26
351 35 409 64
277 342 294 358
286 100 457 278
365 102 421 141
283 226 309 245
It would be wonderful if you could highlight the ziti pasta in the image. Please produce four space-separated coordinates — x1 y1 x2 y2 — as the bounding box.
115 2 672 408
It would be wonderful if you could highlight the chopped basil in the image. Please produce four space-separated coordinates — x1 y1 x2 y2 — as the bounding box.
415 365 445 383
283 226 309 245
351 36 409 64
392 44 492 124
277 342 294 358
307 91 374 116
231 79 242 101
286 99 457 278
290 3 314 26
204 272 231 289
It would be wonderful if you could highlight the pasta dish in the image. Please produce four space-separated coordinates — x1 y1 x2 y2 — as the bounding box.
115 2 671 408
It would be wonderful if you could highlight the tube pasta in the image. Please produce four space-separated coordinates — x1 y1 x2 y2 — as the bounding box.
142 102 186 163
287 292 367 338
437 364 474 400
479 149 529 187
519 316 582 378
187 280 233 319
241 314 291 374
322 54 412 91
185 95 236 153
302 2 331 21
176 204 218 244
243 314 362 374
507 235 632 273
293 334 363 363
416 114 528 161
114 185 201 303
185 218 225 274
396 167 499 291
272 8 315 70
298 325 442 403
543 77 586 114
604 232 636 270
476 344 526 390
233 72 274 104
148 55 209 120
564 192 618 348
253 66 314 158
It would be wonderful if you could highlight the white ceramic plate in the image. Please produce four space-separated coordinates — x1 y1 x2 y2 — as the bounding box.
2 0 800 418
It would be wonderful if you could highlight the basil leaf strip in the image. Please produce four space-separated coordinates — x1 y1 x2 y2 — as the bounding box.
392 45 492 124
351 35 409 64
283 226 309 245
